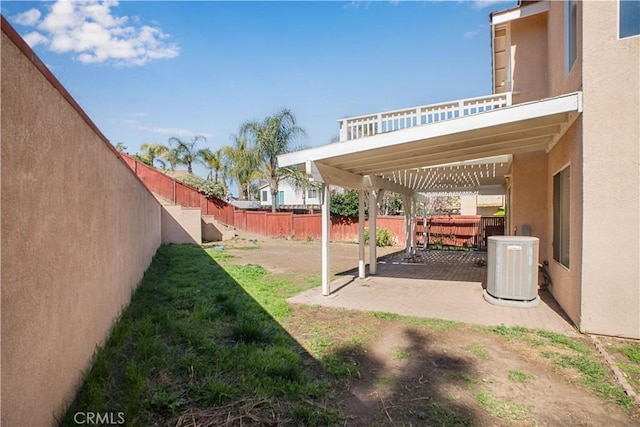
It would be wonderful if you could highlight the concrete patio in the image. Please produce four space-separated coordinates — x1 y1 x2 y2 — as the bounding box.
288 250 578 336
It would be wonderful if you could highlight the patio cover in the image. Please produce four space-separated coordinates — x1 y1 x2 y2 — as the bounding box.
278 92 582 294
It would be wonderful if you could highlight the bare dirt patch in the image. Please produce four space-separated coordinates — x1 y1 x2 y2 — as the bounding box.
219 231 639 426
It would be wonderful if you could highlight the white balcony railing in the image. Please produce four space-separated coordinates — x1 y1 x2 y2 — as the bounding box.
338 92 512 142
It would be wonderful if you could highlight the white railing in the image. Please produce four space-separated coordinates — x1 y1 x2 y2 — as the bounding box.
338 92 512 141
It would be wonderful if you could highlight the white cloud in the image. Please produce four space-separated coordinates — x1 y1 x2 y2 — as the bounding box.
23 31 49 47
12 9 42 26
140 125 214 139
13 0 179 67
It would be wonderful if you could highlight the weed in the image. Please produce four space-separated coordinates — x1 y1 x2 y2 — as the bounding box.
508 370 535 383
449 372 478 388
374 377 393 386
391 347 410 360
474 390 533 422
555 355 634 407
369 311 401 321
464 343 491 360
619 343 640 363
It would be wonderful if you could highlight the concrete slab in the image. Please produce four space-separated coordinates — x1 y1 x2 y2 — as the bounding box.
288 250 577 336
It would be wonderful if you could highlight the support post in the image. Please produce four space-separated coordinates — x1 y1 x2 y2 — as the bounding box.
321 184 331 295
369 190 378 275
403 196 411 256
358 189 366 279
411 198 417 255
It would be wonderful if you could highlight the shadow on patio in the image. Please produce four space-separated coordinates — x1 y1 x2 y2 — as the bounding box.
288 249 577 336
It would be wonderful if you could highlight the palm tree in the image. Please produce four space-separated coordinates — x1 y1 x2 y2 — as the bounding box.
199 148 225 183
239 108 306 212
139 142 169 168
167 135 206 173
222 135 262 200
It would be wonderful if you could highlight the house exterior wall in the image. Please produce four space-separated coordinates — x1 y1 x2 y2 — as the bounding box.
510 12 549 103
259 180 322 207
1 27 162 426
509 152 548 258
580 0 640 338
546 0 582 98
546 120 583 327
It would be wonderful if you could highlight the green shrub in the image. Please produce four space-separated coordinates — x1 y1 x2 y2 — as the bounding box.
176 173 226 199
364 227 394 247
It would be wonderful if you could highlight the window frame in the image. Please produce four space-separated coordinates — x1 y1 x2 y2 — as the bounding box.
553 165 571 269
619 0 640 39
565 0 578 76
307 188 318 199
261 190 268 202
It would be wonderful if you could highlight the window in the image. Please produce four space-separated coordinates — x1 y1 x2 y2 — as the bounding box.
553 166 571 268
307 188 318 199
565 0 577 75
261 190 268 202
275 190 285 206
620 0 640 38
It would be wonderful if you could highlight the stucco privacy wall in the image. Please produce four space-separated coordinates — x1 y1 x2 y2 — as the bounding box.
580 0 640 338
1 23 162 427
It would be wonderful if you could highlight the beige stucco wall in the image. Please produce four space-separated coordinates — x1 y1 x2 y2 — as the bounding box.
580 0 640 338
1 28 162 426
546 121 583 327
510 12 549 104
161 205 202 244
546 0 582 98
509 151 548 252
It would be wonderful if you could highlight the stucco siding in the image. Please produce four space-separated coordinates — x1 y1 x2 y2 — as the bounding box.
510 12 549 104
510 152 548 252
546 0 582 98
1 28 162 427
580 0 640 338
546 121 583 328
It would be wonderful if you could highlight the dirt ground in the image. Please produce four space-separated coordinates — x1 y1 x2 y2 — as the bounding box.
219 231 639 426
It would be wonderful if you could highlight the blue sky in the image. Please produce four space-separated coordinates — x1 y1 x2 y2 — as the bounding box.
3 0 516 179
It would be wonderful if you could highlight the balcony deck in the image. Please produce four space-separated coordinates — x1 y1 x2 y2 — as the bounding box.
339 93 513 142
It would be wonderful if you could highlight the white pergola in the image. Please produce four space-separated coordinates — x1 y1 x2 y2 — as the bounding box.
278 92 582 295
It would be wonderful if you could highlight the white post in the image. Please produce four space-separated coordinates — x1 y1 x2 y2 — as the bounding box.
411 198 417 255
358 189 366 279
321 184 330 295
402 196 411 256
369 189 378 275
422 202 427 249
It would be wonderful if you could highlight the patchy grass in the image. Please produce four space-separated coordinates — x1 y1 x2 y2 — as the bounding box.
486 325 634 410
464 343 491 360
508 370 535 383
60 245 344 426
391 347 411 360
474 391 533 422
368 311 462 331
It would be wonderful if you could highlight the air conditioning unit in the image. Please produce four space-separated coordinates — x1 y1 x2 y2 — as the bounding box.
484 236 540 307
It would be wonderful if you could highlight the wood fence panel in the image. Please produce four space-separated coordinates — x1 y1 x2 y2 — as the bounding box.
292 214 322 239
234 210 246 231
330 216 359 242
378 216 406 246
266 213 294 237
245 211 267 235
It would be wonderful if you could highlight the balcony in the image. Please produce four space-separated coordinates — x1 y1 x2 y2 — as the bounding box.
338 93 513 142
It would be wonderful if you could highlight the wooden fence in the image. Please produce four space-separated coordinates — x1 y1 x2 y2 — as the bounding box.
121 153 502 247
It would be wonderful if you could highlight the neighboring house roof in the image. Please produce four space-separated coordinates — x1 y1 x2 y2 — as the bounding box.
229 200 262 210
